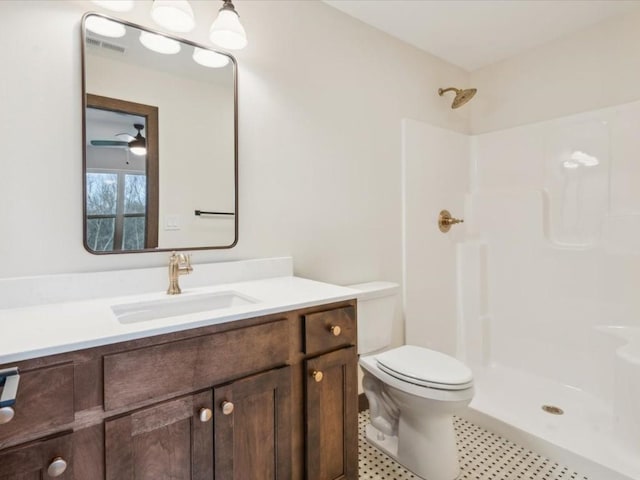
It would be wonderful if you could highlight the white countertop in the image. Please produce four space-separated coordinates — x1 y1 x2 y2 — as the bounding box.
0 276 358 364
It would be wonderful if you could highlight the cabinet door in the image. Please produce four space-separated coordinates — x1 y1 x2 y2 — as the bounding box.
0 433 73 480
105 391 213 480
214 367 292 480
305 347 358 480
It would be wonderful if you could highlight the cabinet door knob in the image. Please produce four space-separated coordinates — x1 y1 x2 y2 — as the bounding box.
330 325 342 336
47 457 67 477
0 406 15 424
311 370 324 382
199 407 213 422
221 401 234 416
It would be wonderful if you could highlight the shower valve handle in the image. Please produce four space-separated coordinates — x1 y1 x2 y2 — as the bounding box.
438 210 464 233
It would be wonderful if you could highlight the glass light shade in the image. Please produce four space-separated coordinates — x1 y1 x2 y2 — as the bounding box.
139 31 181 54
192 47 230 68
91 0 134 12
130 146 147 156
151 0 195 33
209 9 247 50
129 136 147 156
85 16 126 38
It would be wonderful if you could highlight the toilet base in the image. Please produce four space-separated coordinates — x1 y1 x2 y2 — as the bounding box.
364 418 461 480
365 423 399 462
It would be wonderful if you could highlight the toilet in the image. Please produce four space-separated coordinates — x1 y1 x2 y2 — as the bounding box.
349 281 474 480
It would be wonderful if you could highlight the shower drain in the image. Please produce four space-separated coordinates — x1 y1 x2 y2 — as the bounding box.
542 405 564 415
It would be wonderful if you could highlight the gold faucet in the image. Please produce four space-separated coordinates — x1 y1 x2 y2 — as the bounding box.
167 251 193 295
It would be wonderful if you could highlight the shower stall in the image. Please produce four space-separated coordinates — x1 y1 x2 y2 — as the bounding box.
402 100 640 480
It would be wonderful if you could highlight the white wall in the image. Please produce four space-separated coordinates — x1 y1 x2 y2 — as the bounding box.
0 0 469 311
402 119 470 356
470 8 640 134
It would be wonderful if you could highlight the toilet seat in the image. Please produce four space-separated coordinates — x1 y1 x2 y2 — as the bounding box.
375 345 473 391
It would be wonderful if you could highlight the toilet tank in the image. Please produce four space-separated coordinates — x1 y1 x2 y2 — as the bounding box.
347 281 400 355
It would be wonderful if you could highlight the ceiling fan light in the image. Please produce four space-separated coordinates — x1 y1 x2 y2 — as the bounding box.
151 0 195 33
192 47 230 68
129 145 147 156
129 124 147 156
85 16 126 38
209 2 247 50
91 0 134 12
129 136 147 156
139 31 181 54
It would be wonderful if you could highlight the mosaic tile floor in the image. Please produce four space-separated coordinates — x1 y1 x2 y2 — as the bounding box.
358 411 589 480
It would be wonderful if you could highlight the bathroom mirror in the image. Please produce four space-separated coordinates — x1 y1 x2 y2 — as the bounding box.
81 13 237 254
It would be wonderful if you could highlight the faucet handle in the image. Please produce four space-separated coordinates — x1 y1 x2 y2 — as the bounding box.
180 253 193 275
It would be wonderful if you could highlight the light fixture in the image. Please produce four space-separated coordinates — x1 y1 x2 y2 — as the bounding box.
139 31 181 54
151 0 195 33
129 124 147 156
85 16 126 38
91 0 134 12
192 47 230 68
209 0 247 50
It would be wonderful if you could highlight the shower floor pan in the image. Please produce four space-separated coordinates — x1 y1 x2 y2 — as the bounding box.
462 364 640 480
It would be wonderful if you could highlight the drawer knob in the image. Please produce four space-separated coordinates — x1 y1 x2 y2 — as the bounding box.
47 457 67 477
311 370 324 382
0 406 15 424
330 325 342 336
221 401 234 416
199 407 213 422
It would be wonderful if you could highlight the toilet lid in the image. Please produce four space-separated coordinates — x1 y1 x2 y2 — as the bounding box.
376 345 473 390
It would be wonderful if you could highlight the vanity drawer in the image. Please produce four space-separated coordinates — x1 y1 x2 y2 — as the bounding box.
0 363 74 446
104 319 290 411
0 432 73 479
303 306 356 355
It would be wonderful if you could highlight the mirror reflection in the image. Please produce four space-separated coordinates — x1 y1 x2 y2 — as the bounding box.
82 13 237 254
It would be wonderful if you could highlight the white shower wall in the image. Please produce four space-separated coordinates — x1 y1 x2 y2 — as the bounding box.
403 102 640 477
466 100 640 405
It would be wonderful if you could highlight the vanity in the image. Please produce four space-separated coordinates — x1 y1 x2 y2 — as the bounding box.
0 261 359 480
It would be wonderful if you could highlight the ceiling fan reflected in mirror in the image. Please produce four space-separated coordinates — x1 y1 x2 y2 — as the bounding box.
127 124 147 156
90 123 147 156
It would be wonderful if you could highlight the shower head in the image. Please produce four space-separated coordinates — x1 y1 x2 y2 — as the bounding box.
438 87 477 109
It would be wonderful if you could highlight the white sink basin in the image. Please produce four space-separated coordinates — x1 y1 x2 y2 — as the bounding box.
112 291 259 324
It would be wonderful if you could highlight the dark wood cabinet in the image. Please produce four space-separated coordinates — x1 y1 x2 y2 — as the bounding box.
103 319 289 412
305 347 358 480
0 300 357 480
0 433 73 480
105 391 213 480
214 367 292 480
302 306 356 355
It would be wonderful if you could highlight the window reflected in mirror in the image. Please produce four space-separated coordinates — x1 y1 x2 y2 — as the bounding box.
85 95 159 252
